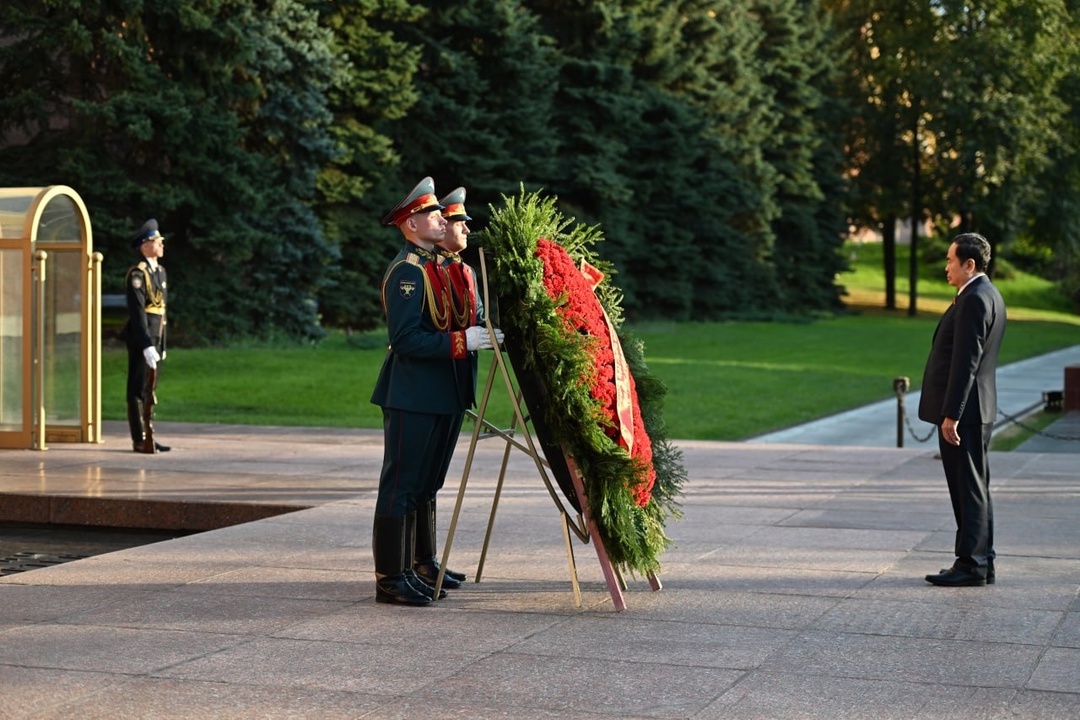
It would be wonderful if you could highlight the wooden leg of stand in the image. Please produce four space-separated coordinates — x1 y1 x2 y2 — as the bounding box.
476 438 513 583
561 513 582 608
648 572 662 591
434 437 477 600
613 565 628 592
565 456 626 612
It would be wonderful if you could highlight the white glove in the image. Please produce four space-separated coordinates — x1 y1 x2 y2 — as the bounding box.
491 328 505 346
465 326 492 351
143 346 161 369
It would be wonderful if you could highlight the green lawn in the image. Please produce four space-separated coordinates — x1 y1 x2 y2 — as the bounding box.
103 242 1079 440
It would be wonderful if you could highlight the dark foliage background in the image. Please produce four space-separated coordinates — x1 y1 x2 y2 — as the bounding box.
1 0 1076 342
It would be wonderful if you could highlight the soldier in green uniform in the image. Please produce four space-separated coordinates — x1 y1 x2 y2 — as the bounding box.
369 178 499 606
123 219 170 454
410 186 485 591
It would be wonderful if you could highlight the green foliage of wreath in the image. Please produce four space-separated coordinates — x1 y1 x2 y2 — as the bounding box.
483 187 687 576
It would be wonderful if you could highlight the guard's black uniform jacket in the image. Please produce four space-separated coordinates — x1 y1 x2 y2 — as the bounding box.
124 260 167 354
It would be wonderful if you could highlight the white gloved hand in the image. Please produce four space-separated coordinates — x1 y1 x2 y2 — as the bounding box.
491 328 505 346
465 326 492 351
143 346 161 370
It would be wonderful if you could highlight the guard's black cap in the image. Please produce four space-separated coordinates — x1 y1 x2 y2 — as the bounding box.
132 219 162 248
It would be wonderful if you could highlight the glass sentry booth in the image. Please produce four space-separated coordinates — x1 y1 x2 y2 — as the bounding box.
0 186 102 449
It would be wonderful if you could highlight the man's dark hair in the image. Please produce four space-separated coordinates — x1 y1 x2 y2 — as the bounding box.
953 233 991 272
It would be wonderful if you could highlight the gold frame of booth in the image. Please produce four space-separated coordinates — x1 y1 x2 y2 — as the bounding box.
0 186 102 450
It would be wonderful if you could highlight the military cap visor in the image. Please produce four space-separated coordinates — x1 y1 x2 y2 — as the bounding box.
131 219 163 248
382 176 445 227
439 186 472 222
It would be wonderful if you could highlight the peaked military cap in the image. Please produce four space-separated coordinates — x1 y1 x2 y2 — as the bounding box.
381 176 445 227
439 187 472 222
132 218 162 248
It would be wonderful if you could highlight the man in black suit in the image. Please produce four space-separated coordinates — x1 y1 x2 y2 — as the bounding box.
918 233 1006 587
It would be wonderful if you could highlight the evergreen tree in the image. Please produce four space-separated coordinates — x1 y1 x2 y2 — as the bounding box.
753 0 849 312
387 0 562 225
309 0 426 330
514 0 778 318
658 0 784 317
0 0 340 342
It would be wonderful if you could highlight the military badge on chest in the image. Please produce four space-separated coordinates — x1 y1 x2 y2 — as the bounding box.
399 279 416 299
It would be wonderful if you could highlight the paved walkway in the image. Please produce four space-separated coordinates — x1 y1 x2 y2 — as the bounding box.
1 411 1078 718
749 344 1080 448
1 345 1079 717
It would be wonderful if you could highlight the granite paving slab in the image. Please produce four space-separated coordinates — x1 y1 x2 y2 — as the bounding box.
1 419 1077 718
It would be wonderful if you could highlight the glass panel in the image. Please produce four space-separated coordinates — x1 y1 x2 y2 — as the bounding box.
44 250 83 424
0 248 24 430
0 189 36 239
38 195 81 244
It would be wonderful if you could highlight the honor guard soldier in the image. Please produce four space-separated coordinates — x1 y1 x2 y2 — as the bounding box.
123 219 169 453
411 186 486 591
369 177 501 606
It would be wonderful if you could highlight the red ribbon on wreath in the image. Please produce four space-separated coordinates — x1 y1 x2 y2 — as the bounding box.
535 239 656 507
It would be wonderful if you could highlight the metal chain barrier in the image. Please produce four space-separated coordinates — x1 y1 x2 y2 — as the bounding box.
904 408 937 444
996 407 1080 443
893 377 936 446
894 375 1080 447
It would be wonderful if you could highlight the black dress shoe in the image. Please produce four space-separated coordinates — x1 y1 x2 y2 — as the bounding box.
404 569 447 600
132 441 170 454
413 559 462 590
375 573 432 606
925 568 986 587
940 567 995 584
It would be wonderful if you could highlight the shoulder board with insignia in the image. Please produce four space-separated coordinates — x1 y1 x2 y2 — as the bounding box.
405 253 421 266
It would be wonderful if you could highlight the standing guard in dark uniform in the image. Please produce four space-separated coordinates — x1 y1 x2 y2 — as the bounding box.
369 177 501 606
411 186 484 591
123 219 170 454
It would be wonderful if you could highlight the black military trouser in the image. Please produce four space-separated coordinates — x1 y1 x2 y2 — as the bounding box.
125 338 162 444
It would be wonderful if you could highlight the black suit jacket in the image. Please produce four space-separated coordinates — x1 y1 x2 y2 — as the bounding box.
918 275 1007 426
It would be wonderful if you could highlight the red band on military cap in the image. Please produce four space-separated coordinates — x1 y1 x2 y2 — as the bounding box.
443 203 466 217
391 193 439 226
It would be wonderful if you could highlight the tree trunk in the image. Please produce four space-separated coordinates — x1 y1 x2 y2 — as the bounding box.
883 216 897 310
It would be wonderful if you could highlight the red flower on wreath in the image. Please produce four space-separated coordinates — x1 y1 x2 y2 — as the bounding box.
535 239 656 507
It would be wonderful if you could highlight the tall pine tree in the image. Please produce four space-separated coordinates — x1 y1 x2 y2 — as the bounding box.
753 0 849 312
0 0 341 341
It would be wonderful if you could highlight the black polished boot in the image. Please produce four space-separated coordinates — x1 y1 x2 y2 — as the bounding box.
405 511 447 599
413 499 464 588
372 516 431 606
127 399 150 452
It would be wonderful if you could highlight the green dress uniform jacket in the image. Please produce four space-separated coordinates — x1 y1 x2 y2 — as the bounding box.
370 242 475 415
